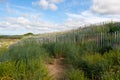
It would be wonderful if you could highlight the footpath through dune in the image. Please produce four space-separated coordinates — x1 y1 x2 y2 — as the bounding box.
47 58 66 80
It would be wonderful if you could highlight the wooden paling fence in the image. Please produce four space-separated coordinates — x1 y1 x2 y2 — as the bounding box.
36 31 120 49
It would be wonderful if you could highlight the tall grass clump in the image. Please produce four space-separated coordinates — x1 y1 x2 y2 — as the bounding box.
0 47 9 62
0 62 15 79
102 70 120 80
5 39 52 80
42 42 82 66
67 69 88 80
42 42 56 57
62 43 81 66
8 39 48 62
0 47 8 55
102 50 120 80
104 50 120 66
78 53 109 80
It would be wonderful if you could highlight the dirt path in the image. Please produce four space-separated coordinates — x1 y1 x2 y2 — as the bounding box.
47 58 66 80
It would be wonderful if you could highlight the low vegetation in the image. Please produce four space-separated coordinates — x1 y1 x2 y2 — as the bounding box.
0 22 120 80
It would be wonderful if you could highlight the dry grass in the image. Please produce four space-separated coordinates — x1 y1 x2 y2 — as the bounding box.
0 39 19 48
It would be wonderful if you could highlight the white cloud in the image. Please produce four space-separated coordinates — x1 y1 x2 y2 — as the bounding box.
63 0 120 29
1 0 120 35
64 11 120 28
49 3 58 10
50 0 63 3
6 17 30 26
91 0 120 15
32 0 63 10
39 0 49 9
1 10 120 35
0 16 60 34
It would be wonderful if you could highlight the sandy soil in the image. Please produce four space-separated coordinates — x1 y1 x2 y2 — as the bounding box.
47 58 66 80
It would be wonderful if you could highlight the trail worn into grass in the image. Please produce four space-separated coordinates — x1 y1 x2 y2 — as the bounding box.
47 58 66 80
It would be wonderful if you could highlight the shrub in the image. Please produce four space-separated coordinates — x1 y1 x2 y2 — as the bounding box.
104 50 120 66
102 69 120 80
78 53 109 80
23 32 34 36
63 43 80 66
67 69 88 80
107 22 120 33
98 46 113 54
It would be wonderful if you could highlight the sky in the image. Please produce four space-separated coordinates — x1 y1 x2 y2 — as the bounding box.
0 0 120 35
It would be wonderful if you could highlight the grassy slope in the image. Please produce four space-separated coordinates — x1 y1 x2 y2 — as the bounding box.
0 22 120 80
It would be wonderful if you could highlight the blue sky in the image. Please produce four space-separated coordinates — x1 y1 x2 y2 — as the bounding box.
0 0 120 35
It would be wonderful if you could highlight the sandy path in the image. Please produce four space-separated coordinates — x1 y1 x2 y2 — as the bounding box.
47 58 66 80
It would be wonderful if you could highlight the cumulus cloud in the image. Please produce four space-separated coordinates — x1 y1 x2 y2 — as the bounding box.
38 0 49 9
6 17 30 25
1 0 120 35
49 3 58 10
0 16 60 34
1 10 120 35
63 0 120 29
32 0 63 10
64 11 120 28
91 0 120 15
